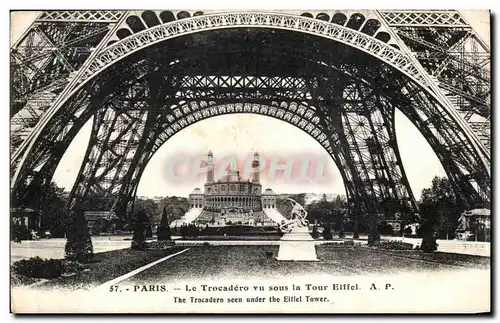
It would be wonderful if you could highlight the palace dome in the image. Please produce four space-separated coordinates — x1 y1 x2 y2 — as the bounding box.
262 188 277 196
190 188 203 195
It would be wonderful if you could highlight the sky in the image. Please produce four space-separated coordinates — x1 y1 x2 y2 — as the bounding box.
10 10 490 199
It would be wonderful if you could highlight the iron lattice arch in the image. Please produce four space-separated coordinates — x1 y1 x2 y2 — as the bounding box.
12 10 490 167
10 26 490 223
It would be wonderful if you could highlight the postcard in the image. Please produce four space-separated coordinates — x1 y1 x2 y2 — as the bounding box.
10 9 491 314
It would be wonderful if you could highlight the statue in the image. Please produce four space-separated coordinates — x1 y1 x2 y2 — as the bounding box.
279 198 309 233
276 198 318 261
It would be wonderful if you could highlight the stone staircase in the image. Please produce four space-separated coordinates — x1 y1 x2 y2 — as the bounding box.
169 208 203 227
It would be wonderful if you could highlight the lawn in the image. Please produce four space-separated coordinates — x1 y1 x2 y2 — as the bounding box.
14 243 489 291
28 246 186 290
123 244 490 285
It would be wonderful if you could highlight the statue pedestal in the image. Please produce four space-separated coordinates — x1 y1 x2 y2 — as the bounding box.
276 226 319 261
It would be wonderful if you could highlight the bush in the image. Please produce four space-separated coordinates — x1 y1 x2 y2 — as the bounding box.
342 240 355 246
12 257 63 279
11 223 30 241
61 260 86 274
377 241 414 250
179 223 200 238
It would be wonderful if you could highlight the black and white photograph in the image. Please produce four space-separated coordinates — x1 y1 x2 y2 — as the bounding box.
8 8 491 314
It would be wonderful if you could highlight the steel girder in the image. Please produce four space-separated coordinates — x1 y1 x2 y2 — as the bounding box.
340 84 418 210
10 11 126 160
11 30 489 225
10 11 491 219
378 10 491 153
11 11 490 175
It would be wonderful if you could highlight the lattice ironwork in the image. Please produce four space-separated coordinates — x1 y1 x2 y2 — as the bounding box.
378 10 491 153
339 83 417 209
77 12 428 87
37 11 123 22
380 11 468 27
10 10 491 230
10 11 125 160
14 10 491 182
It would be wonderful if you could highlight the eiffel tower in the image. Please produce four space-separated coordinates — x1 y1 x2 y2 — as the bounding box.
10 10 491 230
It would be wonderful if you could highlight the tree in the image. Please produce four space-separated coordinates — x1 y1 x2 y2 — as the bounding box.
306 201 332 224
11 220 29 242
332 195 347 209
332 209 344 231
40 182 69 238
305 194 347 231
337 218 345 238
145 224 153 239
290 193 306 207
367 216 380 246
65 210 93 262
157 207 172 241
135 198 159 225
419 202 438 252
131 207 149 250
418 176 465 252
351 208 360 239
157 196 190 222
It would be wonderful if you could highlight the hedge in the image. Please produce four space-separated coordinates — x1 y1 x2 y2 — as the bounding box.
12 257 64 279
377 241 415 250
